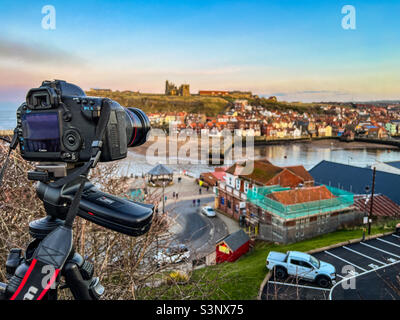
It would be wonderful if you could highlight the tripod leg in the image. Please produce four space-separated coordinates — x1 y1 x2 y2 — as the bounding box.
62 253 104 300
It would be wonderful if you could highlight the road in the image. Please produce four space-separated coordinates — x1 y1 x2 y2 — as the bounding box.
166 197 229 258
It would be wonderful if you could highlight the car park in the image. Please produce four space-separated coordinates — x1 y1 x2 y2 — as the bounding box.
262 233 400 300
266 251 336 288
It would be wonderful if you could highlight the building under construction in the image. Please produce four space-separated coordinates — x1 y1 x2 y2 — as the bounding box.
246 185 361 243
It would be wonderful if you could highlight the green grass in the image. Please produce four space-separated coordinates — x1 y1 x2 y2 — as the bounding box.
85 90 230 116
138 220 399 300
85 90 329 117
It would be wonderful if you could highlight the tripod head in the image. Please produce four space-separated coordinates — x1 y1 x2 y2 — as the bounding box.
26 163 154 239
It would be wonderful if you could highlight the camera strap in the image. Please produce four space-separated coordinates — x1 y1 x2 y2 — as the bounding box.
10 100 111 300
48 99 111 188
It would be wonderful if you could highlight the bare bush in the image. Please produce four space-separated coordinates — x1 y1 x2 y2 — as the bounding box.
0 141 226 300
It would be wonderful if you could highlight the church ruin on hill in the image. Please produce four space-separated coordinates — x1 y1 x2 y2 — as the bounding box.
165 80 190 96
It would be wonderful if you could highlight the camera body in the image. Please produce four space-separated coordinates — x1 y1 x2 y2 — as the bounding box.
16 80 136 163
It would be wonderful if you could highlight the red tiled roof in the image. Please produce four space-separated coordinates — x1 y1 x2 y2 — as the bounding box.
268 186 335 205
211 171 226 181
354 195 400 217
285 166 314 183
234 160 282 184
225 162 247 175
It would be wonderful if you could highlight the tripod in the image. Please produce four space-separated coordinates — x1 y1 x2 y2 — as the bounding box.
0 166 104 300
0 160 153 300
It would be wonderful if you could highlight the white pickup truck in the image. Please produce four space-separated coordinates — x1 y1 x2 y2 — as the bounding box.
266 251 336 288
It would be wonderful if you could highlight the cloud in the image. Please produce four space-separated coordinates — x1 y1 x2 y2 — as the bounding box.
0 37 84 66
295 90 349 96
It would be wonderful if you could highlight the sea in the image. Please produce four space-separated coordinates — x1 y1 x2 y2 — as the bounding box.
120 141 400 178
0 104 18 130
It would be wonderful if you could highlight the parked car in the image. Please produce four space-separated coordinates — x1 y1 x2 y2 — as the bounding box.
396 223 400 235
201 206 216 217
266 251 336 288
154 244 190 266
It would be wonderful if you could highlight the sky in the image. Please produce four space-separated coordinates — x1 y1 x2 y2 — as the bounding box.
0 0 399 106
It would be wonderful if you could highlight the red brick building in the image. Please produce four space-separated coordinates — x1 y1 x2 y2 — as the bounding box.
199 90 229 97
216 160 314 221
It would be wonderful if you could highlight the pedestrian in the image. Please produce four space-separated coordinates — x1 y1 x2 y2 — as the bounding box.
206 186 209 192
193 199 196 207
172 191 176 198
176 193 178 199
199 188 202 195
197 199 200 206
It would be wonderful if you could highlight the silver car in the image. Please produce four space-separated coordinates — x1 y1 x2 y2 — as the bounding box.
201 206 216 217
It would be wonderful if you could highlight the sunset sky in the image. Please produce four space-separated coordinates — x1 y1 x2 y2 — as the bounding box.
0 0 399 107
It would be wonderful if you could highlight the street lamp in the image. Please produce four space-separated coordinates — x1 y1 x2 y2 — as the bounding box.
363 186 370 241
162 180 166 214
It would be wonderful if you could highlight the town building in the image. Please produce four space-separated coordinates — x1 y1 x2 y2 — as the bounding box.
354 194 400 218
310 160 400 205
246 184 359 243
216 229 250 263
216 160 314 221
369 161 400 175
199 167 227 188
199 90 230 97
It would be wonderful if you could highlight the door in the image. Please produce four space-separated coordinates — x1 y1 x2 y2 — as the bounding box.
287 259 303 277
288 259 315 280
298 261 316 280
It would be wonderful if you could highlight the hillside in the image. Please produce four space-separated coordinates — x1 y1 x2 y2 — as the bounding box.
85 90 231 116
85 90 325 116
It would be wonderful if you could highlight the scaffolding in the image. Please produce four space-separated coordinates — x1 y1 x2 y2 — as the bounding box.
247 185 354 220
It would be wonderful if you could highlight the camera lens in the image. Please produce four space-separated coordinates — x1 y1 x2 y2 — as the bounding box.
125 108 151 148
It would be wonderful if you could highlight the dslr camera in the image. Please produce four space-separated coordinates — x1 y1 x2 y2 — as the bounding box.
16 80 150 163
0 82 155 300
12 80 154 237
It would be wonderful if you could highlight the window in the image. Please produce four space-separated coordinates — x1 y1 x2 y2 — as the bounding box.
227 200 231 209
300 261 313 269
309 256 320 268
244 182 249 193
236 179 241 191
290 259 301 266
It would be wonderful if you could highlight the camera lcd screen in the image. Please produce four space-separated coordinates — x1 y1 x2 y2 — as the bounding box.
22 112 61 153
